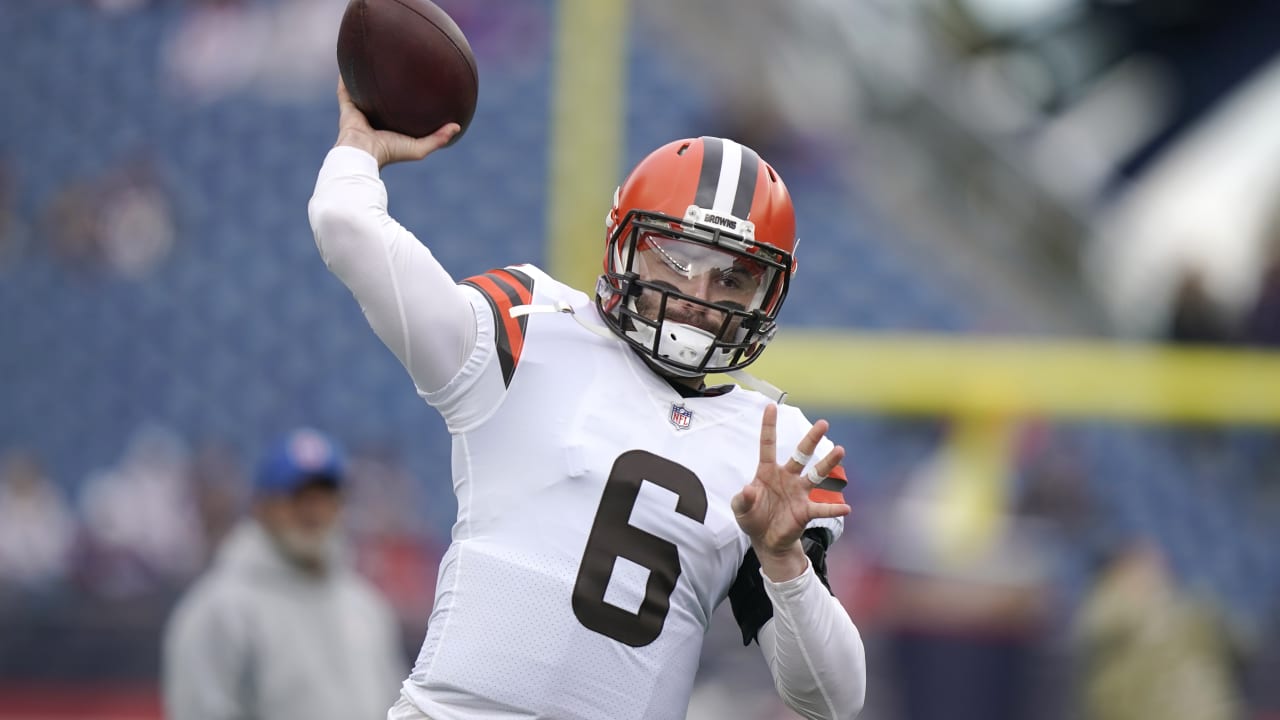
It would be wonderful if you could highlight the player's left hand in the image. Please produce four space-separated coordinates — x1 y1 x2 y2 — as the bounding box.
732 404 850 581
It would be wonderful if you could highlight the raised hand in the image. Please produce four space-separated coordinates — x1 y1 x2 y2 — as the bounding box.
732 404 850 582
334 76 459 168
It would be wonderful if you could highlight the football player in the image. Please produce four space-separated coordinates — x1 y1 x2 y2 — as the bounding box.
309 78 867 720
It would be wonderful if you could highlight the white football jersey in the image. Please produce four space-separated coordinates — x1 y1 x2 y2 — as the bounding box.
404 264 844 720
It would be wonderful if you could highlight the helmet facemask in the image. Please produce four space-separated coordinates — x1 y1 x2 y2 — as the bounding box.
597 208 792 377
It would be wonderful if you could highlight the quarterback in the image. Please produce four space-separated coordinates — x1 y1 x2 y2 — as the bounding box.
309 79 867 720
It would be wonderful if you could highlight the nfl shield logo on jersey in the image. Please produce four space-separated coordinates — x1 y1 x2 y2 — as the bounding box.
669 403 693 430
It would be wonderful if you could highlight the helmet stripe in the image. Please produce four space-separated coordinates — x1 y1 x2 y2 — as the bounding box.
694 136 723 210
694 137 761 222
731 145 760 220
711 139 743 215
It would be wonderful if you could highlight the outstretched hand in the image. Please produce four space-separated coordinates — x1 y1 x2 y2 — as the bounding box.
334 76 459 168
732 404 850 581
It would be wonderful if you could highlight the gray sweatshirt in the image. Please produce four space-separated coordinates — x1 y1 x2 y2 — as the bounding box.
163 520 406 720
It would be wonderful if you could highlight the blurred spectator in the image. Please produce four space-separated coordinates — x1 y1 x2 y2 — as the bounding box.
1017 444 1094 543
43 178 100 271
343 445 422 541
1242 251 1280 347
77 424 205 596
433 0 550 70
1244 602 1280 718
0 158 19 269
875 420 1056 720
344 445 438 637
1073 541 1240 720
96 157 175 278
41 155 175 278
1165 266 1235 344
163 0 348 104
87 0 152 14
0 452 75 592
188 440 249 561
162 428 404 720
639 0 859 150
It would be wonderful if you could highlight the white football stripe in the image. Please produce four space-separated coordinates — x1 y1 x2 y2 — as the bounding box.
712 139 742 215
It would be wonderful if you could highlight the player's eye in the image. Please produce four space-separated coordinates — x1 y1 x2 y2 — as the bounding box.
716 269 756 293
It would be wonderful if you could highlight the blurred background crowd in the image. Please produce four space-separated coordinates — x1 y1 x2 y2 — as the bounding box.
2 0 1279 718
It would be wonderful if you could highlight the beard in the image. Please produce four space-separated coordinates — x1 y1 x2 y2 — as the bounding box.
272 525 339 572
634 287 730 336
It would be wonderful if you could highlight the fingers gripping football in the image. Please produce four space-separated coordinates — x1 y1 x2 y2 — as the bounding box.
335 77 459 167
732 405 849 557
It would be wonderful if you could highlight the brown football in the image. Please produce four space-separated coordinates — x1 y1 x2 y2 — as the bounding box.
336 0 478 143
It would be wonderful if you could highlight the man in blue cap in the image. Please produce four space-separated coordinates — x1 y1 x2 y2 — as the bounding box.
163 428 405 720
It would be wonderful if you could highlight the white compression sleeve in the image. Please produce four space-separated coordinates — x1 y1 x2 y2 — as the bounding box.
756 561 867 720
308 146 476 395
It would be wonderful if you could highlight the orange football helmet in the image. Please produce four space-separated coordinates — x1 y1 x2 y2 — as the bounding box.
597 137 798 376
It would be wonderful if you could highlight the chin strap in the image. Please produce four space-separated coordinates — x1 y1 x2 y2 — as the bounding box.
509 301 617 341
508 302 789 404
726 370 787 405
507 301 572 318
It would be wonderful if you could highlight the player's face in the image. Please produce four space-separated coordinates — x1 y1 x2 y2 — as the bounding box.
632 233 766 336
256 481 342 571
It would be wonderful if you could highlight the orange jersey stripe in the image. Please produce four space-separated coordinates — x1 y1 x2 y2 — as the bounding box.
460 268 536 387
468 275 527 364
809 465 847 504
488 270 534 366
809 488 845 504
490 268 534 305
